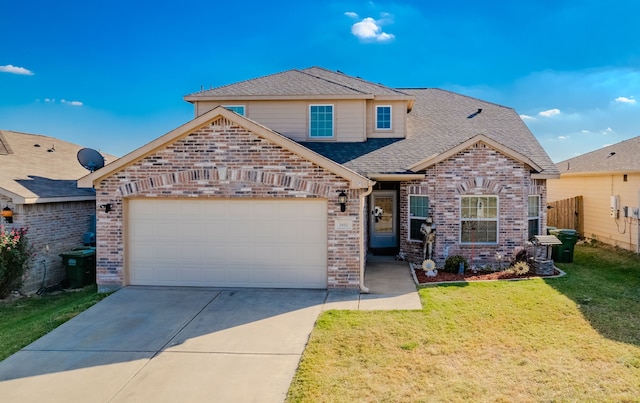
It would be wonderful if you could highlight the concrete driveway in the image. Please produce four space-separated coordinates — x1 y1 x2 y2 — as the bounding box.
0 287 327 402
0 260 421 402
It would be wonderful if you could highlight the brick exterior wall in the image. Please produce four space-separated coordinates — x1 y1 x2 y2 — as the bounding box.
398 142 548 268
94 117 363 292
0 195 95 294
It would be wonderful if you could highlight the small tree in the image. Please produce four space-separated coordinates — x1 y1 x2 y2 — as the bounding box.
0 226 31 298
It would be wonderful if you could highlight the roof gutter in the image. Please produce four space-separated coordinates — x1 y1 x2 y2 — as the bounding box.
183 94 375 102
531 173 561 179
369 173 425 181
555 170 640 177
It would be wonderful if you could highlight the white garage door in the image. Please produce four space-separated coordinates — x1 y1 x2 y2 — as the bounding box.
128 199 327 289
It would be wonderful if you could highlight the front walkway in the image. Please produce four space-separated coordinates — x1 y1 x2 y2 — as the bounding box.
323 255 423 310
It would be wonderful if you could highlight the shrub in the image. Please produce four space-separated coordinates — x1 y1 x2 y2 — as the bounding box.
444 255 469 273
0 226 31 298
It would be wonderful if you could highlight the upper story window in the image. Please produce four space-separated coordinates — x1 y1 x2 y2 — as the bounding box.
224 105 245 116
309 104 334 138
460 196 498 244
376 105 392 130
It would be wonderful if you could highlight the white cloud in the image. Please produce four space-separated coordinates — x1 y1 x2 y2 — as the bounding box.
519 114 535 120
558 135 569 140
602 127 613 134
581 130 590 133
40 98 83 106
614 96 636 104
538 108 560 117
350 16 395 43
0 64 34 75
344 11 359 19
61 99 83 106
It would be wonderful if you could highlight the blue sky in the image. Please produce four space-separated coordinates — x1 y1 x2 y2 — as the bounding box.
1 0 639 162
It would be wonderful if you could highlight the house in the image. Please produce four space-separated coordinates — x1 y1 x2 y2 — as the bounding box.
78 67 559 292
0 130 116 294
547 136 640 253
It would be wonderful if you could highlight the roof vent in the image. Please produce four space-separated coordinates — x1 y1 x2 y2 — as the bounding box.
467 108 483 119
607 152 616 158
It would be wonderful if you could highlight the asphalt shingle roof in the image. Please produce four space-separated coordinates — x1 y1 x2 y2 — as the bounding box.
186 67 412 99
0 130 117 202
305 88 558 176
555 135 640 174
187 67 557 178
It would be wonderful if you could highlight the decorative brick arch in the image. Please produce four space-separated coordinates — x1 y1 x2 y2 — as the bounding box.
456 177 504 194
118 167 337 198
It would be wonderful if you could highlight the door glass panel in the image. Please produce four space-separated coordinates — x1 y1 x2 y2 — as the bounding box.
373 196 393 233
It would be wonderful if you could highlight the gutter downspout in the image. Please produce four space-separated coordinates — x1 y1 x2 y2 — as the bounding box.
359 182 374 293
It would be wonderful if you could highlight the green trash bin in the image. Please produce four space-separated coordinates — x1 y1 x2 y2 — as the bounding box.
549 229 578 263
60 248 96 288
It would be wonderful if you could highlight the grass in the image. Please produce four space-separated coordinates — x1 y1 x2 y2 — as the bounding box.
287 244 640 402
0 286 108 361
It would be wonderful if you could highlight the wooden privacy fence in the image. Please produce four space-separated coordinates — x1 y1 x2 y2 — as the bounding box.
547 196 584 236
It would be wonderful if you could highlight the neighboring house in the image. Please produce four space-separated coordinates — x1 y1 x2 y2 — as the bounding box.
79 67 559 292
547 136 640 253
0 130 116 293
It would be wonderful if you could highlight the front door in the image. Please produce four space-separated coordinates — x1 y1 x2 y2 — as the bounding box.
370 190 397 249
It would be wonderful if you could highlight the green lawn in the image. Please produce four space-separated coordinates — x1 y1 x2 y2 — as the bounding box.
0 286 107 361
288 244 640 402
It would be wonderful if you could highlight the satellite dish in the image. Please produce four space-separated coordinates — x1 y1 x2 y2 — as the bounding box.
77 148 105 172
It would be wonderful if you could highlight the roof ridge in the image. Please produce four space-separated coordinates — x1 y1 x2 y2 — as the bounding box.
302 67 412 96
298 68 368 95
556 135 640 164
399 88 514 110
185 68 303 97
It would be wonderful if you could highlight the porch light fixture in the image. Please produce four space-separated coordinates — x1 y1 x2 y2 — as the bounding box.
337 191 347 212
99 203 113 213
1 206 13 223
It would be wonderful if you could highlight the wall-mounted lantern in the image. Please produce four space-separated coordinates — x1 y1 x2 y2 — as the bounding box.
1 206 13 223
337 191 347 212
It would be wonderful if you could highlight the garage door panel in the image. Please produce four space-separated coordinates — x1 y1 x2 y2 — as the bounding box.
128 199 327 288
180 268 203 282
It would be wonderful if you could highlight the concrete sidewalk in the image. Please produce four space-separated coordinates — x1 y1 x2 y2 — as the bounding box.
0 260 420 402
324 256 422 311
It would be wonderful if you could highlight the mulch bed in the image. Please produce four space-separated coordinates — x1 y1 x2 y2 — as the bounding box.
413 266 562 284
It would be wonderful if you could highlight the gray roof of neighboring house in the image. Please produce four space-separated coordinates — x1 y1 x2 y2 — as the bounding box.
185 67 412 99
555 135 640 174
0 130 117 203
303 88 559 177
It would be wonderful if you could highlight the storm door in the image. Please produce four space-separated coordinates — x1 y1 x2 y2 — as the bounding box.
369 190 397 249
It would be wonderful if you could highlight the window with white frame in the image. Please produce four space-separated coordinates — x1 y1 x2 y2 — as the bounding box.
309 104 334 138
223 105 245 116
460 196 498 243
528 195 540 238
409 195 429 241
376 105 392 130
